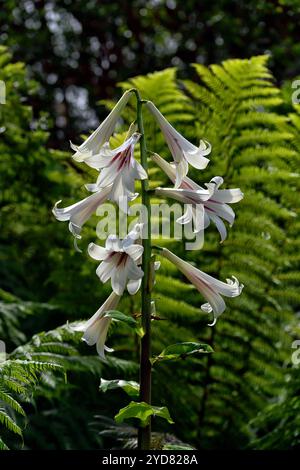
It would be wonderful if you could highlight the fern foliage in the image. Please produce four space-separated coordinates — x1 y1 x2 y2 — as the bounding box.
245 95 300 450
0 357 63 449
114 57 299 448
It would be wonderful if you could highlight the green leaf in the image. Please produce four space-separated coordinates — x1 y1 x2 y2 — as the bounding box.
163 444 195 450
151 342 213 364
135 325 145 338
100 379 140 398
104 310 137 327
115 401 174 427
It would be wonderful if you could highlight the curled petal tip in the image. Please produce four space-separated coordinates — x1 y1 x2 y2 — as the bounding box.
199 139 212 155
88 242 108 261
84 183 98 192
52 200 63 217
73 238 82 253
71 322 86 332
154 261 161 271
208 316 217 327
68 222 82 238
202 304 217 327
53 199 62 208
201 302 213 313
87 242 94 255
69 140 78 151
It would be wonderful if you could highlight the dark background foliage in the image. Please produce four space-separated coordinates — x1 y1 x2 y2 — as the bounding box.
1 0 300 147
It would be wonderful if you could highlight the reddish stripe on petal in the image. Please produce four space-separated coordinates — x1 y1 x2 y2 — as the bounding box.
111 151 122 164
116 145 132 171
207 199 221 204
204 205 217 214
181 181 194 190
116 252 128 267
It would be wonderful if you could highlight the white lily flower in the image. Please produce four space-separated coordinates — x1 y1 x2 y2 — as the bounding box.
53 132 147 244
152 153 243 241
52 185 112 243
88 223 144 295
161 248 243 324
70 90 132 162
84 132 147 203
146 101 211 187
74 291 120 359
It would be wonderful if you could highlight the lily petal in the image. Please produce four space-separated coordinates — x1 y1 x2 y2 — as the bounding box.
82 133 146 206
52 186 111 240
126 258 144 280
111 264 128 295
151 153 200 190
89 224 144 295
88 243 108 261
161 248 243 318
106 235 122 252
124 244 144 261
209 213 227 242
96 317 112 359
78 291 120 358
176 204 193 225
71 90 132 162
208 188 244 203
146 101 211 186
96 256 120 283
127 278 142 295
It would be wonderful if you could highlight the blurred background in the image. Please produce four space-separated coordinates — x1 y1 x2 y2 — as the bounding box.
1 0 300 147
1 0 300 451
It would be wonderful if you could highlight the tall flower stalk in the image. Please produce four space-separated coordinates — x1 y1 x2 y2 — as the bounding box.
133 89 153 449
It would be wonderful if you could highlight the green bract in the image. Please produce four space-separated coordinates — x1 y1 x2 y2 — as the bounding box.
115 402 174 427
152 342 213 364
100 379 140 398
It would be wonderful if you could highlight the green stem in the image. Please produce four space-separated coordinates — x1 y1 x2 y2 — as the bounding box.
134 89 152 450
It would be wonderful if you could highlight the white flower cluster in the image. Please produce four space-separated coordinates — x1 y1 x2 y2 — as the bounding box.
53 90 243 357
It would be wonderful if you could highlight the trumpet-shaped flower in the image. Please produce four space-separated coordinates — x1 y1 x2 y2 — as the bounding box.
74 291 120 359
88 223 144 295
71 90 132 162
146 101 211 187
152 153 243 241
84 132 147 203
53 133 147 245
161 248 243 324
52 185 112 244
